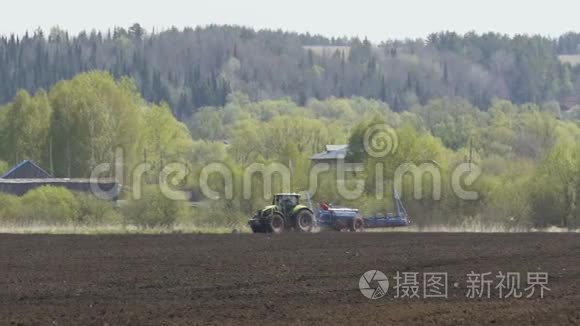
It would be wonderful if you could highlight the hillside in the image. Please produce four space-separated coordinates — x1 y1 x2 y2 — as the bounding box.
2 25 580 119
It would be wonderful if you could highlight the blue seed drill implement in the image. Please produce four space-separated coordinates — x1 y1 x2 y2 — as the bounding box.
317 188 411 231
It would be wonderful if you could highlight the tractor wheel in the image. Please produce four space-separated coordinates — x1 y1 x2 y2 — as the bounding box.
267 214 285 234
295 210 315 233
349 217 365 232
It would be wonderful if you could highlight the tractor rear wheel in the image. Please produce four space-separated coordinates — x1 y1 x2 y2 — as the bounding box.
295 210 315 233
349 217 365 232
267 214 285 234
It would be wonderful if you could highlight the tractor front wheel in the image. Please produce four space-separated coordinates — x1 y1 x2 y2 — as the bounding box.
267 214 285 234
295 210 315 233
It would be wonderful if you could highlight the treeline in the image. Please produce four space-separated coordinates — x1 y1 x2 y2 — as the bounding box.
2 25 580 119
1 71 580 229
185 94 580 229
0 71 192 178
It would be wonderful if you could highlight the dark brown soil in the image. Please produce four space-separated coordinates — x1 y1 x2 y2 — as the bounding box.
0 233 578 325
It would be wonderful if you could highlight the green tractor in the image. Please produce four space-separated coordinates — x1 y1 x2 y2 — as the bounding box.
248 193 316 234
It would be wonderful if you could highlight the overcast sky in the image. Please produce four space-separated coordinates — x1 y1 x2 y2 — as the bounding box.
2 0 579 42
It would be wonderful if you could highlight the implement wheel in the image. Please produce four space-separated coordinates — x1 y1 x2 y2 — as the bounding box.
349 217 365 232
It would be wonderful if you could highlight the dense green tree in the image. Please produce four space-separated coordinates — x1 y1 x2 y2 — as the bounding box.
142 103 193 172
188 107 226 141
48 72 143 177
1 90 51 166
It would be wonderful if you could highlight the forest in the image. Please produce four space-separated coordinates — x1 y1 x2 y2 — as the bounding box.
0 25 580 230
1 24 580 118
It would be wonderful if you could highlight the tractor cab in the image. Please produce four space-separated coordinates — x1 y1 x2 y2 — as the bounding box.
273 193 300 217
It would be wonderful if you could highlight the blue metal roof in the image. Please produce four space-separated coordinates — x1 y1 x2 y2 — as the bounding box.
1 160 53 179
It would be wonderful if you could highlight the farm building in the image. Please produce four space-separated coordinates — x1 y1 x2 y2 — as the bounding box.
1 160 52 179
0 160 120 200
310 145 349 164
560 95 580 111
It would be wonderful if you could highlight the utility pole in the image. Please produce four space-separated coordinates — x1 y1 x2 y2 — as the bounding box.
469 138 473 172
